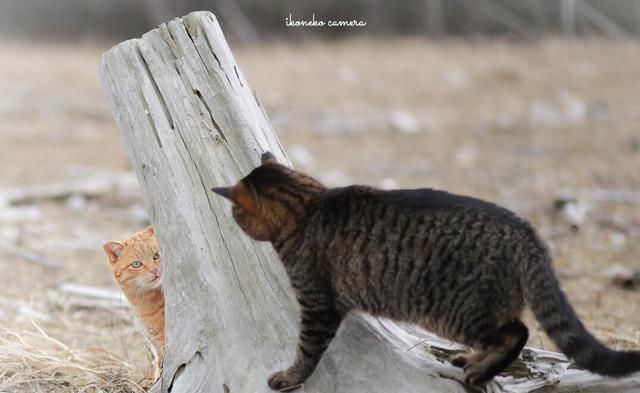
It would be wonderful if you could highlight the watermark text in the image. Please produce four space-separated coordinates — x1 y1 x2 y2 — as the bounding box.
285 13 367 28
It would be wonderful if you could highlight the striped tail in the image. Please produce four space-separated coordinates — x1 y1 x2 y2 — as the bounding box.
522 246 640 376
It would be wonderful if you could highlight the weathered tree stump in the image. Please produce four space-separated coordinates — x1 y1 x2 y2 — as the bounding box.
99 11 640 393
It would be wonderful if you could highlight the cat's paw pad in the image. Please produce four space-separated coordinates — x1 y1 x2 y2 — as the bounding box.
268 370 302 391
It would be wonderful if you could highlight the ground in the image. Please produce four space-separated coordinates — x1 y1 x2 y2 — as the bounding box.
0 38 639 391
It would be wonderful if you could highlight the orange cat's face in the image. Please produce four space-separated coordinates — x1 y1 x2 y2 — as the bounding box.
103 226 162 291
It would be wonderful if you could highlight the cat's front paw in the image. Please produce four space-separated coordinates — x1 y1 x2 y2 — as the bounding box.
450 353 470 368
268 369 303 391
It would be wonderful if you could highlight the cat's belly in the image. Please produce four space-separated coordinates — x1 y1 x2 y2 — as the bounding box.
334 284 457 340
332 277 411 320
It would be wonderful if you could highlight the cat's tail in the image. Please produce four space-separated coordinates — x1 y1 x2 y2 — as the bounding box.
522 241 640 377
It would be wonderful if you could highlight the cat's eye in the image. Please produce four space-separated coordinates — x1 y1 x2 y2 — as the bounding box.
131 261 143 268
153 252 160 260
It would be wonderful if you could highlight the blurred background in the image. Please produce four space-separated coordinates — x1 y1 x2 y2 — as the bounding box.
1 1 639 391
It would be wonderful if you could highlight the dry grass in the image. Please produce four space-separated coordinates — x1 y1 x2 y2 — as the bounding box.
0 321 146 393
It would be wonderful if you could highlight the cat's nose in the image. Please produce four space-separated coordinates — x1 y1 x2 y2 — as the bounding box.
150 267 159 275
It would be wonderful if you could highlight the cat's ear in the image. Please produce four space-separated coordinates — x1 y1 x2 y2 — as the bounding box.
212 184 258 216
211 187 232 199
103 241 125 264
143 226 154 236
261 151 277 165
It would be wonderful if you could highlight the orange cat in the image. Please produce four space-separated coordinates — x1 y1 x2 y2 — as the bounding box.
103 226 164 381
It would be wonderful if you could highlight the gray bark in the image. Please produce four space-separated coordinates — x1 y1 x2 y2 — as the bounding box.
99 11 640 393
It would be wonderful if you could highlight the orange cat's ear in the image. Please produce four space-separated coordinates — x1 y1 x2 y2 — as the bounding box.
143 226 154 236
103 241 125 264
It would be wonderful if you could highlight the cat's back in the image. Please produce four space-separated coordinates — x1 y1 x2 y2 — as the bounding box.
300 186 533 319
313 185 524 226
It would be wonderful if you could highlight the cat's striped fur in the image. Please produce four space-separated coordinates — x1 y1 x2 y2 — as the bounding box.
212 152 640 389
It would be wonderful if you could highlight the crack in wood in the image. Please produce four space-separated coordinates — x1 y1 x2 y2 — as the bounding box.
167 363 185 392
193 89 225 138
233 65 243 88
252 89 262 108
161 23 184 60
185 17 235 92
209 45 235 91
166 351 204 392
136 44 175 132
165 38 243 173
134 45 174 152
181 22 215 80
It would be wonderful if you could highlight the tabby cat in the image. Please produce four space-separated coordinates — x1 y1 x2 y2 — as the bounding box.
103 226 164 381
212 152 640 389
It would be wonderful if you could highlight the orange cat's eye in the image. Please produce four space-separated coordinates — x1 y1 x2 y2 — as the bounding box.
153 252 160 260
131 261 143 268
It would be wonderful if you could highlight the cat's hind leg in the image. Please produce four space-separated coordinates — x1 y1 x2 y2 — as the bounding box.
418 320 478 369
462 320 529 386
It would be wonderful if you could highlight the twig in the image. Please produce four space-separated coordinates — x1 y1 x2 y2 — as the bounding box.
58 283 127 305
0 172 139 207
